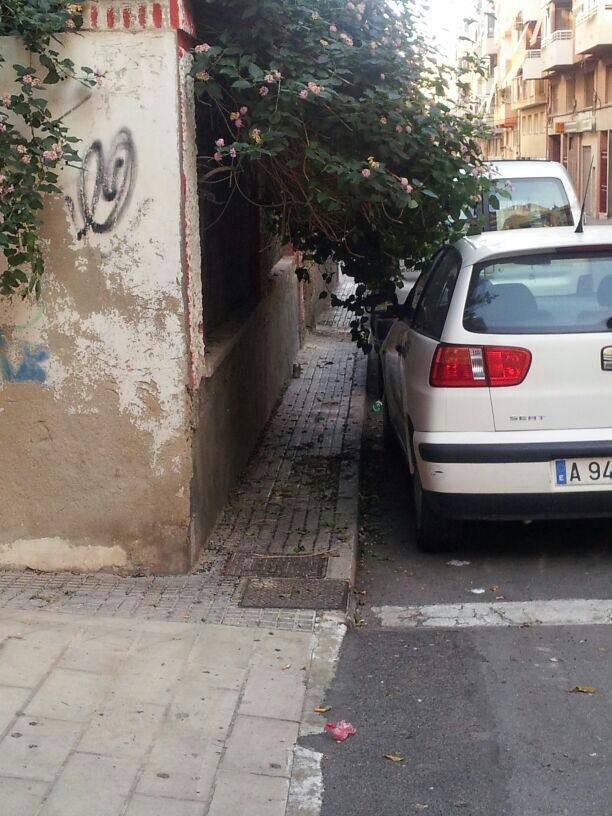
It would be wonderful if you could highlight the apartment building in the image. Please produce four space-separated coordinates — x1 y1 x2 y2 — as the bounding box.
464 0 612 220
463 0 548 160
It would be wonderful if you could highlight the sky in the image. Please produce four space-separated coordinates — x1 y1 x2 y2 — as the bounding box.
423 0 475 64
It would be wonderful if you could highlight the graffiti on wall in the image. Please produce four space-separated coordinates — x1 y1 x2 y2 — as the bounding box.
67 127 136 239
0 332 49 384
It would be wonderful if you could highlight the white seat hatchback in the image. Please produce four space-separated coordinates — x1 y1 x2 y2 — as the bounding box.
381 226 612 551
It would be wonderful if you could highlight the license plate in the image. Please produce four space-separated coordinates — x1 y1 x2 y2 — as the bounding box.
553 457 612 488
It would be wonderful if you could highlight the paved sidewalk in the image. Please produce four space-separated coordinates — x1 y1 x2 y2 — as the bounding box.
0 276 363 624
0 608 324 816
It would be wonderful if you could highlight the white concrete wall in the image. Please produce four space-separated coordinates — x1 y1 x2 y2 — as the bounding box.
0 29 196 573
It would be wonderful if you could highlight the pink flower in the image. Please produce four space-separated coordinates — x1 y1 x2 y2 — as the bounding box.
230 147 237 158
195 43 210 53
259 86 269 96
330 24 337 33
265 74 275 83
240 106 248 114
214 151 223 162
471 167 479 177
215 138 225 147
42 150 56 160
16 144 26 154
362 168 371 178
21 155 31 164
234 118 243 128
6 184 14 193
380 73 386 80
307 82 322 95
400 178 413 193
0 123 6 132
299 89 308 99
2 94 11 108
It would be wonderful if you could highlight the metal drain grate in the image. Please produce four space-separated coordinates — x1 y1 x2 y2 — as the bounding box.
222 553 328 579
240 578 349 610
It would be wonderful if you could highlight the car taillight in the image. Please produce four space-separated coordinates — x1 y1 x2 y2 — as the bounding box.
430 345 531 388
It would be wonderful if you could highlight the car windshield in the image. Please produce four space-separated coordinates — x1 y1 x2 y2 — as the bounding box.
488 177 573 230
464 251 612 334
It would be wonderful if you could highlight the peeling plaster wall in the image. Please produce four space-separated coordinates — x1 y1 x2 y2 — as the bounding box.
0 31 195 574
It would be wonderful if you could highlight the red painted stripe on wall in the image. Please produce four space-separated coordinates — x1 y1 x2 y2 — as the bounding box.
122 7 131 27
138 5 146 26
169 0 179 29
107 7 115 27
91 6 98 26
152 3 163 27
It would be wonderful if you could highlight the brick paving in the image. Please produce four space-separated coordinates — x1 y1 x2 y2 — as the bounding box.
0 276 361 629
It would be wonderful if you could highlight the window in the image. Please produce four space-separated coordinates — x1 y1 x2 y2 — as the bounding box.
551 82 560 113
487 13 495 38
584 71 595 108
464 251 612 335
566 77 575 111
413 250 461 339
606 64 612 103
488 177 573 230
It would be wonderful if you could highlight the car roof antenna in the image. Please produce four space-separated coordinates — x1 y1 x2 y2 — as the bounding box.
575 156 595 234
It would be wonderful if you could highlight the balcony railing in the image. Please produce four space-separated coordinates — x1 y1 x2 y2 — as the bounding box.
542 29 573 47
575 0 600 25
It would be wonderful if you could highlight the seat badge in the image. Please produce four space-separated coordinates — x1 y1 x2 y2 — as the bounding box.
602 347 612 371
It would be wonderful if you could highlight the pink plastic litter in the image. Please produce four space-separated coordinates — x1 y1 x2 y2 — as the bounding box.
325 720 357 742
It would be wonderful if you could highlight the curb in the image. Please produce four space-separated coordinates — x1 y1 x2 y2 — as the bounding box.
326 350 367 593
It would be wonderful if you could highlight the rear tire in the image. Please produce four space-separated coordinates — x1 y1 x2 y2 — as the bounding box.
413 470 461 553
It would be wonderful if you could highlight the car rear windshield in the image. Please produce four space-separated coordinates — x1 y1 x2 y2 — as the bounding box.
464 251 612 334
488 177 573 230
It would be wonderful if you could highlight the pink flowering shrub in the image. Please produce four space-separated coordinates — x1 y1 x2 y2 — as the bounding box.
0 0 94 297
191 0 493 348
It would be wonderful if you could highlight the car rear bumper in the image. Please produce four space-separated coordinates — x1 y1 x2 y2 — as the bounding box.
414 430 612 516
424 488 612 521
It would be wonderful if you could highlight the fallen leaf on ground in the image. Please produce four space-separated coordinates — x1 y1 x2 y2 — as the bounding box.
491 585 500 592
281 664 292 671
384 753 405 762
447 560 470 567
415 805 429 812
571 685 597 695
470 588 485 595
495 595 506 601
549 657 560 663
314 705 331 713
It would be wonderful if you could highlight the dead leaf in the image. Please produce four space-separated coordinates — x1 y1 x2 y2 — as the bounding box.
571 685 597 695
549 657 560 663
314 706 332 714
495 595 506 601
281 664 292 671
491 585 500 592
384 753 405 762
415 806 429 812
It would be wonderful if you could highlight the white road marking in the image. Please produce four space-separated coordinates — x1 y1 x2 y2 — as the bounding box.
372 598 612 629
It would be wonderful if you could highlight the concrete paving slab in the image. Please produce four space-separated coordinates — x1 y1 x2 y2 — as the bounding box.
0 777 48 816
25 668 111 722
0 716 81 781
125 794 205 816
0 685 31 734
208 770 289 816
221 715 299 778
39 753 140 816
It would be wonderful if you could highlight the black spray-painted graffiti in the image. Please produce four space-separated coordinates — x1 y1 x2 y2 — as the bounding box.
67 128 136 240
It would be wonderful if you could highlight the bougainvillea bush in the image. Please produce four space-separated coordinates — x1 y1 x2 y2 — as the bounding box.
0 1 94 298
192 0 492 347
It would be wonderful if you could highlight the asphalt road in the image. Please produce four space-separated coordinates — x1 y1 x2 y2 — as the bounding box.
300 376 612 816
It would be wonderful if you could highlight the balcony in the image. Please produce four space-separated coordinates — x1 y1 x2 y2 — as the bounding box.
494 102 519 127
512 79 547 109
541 29 574 71
521 0 542 21
523 49 543 79
575 1 612 55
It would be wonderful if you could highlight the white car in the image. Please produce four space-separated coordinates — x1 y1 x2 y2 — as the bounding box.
381 226 612 552
483 159 581 230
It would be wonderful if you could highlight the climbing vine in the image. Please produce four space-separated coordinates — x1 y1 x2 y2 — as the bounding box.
0 0 96 298
192 0 493 348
